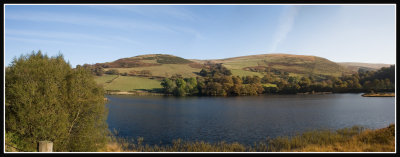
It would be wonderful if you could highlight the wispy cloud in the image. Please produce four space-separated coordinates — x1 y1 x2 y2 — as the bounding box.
5 11 176 34
6 29 143 46
6 29 108 42
6 36 81 46
109 36 142 45
88 5 197 21
6 9 202 40
6 34 113 49
169 25 204 40
269 6 301 53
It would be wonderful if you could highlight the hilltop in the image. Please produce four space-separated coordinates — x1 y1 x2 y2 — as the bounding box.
96 54 196 68
207 53 349 78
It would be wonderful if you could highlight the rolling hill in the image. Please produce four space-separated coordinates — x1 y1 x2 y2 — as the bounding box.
97 54 203 78
92 53 392 92
209 53 349 77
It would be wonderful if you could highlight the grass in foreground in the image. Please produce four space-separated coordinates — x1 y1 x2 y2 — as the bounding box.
6 124 394 152
101 124 394 152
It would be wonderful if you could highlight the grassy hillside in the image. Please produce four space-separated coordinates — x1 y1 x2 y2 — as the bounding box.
97 53 352 79
212 54 349 78
93 53 388 92
105 64 201 78
94 75 162 91
93 54 203 92
230 69 264 77
338 62 392 72
94 74 119 86
97 54 195 68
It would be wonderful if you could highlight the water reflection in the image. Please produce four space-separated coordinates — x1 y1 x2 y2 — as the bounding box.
106 94 395 146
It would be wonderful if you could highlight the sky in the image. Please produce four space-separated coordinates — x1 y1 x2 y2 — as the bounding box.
4 4 396 67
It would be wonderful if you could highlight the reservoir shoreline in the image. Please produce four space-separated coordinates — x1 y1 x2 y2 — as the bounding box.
104 91 395 97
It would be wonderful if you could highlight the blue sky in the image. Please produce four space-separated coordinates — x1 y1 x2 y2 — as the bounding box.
5 4 396 67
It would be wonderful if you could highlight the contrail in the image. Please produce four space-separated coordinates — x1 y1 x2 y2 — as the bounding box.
270 6 301 53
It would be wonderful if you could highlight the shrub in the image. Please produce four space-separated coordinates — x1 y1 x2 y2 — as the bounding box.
105 69 119 75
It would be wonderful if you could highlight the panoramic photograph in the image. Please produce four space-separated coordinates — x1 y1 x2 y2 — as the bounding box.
3 4 396 153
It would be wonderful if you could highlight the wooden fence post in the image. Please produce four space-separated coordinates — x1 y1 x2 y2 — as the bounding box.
38 141 53 152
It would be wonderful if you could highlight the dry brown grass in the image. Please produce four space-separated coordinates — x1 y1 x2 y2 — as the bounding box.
101 124 395 152
362 93 395 97
290 124 395 152
100 142 125 152
218 54 317 62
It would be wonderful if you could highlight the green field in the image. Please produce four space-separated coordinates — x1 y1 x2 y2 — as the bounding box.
221 60 261 70
94 74 119 86
95 75 162 91
105 64 201 78
262 83 277 87
230 69 264 77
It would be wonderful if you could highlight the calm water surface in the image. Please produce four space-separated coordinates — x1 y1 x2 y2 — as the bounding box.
106 94 395 146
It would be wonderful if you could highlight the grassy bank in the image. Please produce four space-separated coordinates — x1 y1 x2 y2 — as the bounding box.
102 124 395 152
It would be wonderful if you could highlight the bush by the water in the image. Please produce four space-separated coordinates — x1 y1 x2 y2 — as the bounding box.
5 51 109 152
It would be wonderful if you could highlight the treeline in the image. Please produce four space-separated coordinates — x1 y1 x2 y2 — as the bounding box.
161 75 265 96
82 64 105 76
161 63 268 96
358 65 395 92
261 65 394 94
161 64 395 96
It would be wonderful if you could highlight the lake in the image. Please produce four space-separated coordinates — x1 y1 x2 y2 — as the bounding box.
105 93 395 146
